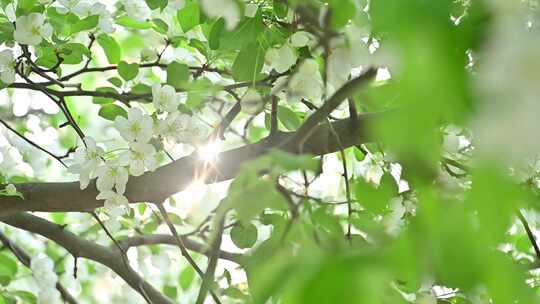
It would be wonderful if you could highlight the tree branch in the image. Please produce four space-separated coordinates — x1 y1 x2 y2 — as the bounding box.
0 213 173 304
0 75 386 216
0 231 78 304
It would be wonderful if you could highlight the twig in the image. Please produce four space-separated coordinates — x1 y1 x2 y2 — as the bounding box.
0 119 67 167
155 203 222 304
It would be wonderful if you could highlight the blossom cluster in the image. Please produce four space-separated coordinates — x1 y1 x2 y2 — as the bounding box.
30 256 61 304
69 84 207 218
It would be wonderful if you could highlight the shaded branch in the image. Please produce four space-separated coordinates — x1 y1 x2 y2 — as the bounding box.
0 231 78 304
0 213 173 304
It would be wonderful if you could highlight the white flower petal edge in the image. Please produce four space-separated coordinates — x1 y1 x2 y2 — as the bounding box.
152 84 181 113
201 0 240 30
14 13 53 45
0 49 15 84
240 89 264 115
114 107 153 143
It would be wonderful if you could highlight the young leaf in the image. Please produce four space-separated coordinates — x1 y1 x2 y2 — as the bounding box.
208 18 224 50
97 34 121 64
166 61 189 89
232 42 265 82
98 104 127 121
177 1 200 32
231 222 258 249
277 106 301 130
118 61 139 81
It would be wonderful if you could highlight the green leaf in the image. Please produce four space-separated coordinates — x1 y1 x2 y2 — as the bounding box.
131 83 152 94
231 222 258 249
70 14 99 35
163 285 177 299
98 104 127 121
166 61 189 89
97 33 121 64
92 87 118 104
208 18 225 50
329 0 356 29
118 61 139 81
273 0 288 18
232 42 265 82
12 290 37 304
354 174 397 213
35 46 58 69
277 106 301 131
116 16 153 29
152 18 169 34
0 253 17 286
177 1 200 32
179 267 195 290
145 0 168 10
108 77 123 88
59 43 91 65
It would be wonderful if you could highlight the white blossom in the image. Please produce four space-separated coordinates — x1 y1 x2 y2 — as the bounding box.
152 84 181 113
289 31 311 48
68 137 104 190
288 59 323 102
240 89 264 115
157 112 207 144
92 3 115 33
201 0 240 30
30 256 58 289
265 44 297 73
14 13 53 46
245 3 258 18
118 142 157 176
96 190 130 213
57 0 83 12
114 107 153 143
3 184 17 196
38 289 61 304
0 49 15 84
123 0 152 20
96 161 129 194
141 47 157 62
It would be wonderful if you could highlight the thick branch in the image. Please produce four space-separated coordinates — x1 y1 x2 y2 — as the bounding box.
0 231 78 304
0 75 385 215
0 213 173 304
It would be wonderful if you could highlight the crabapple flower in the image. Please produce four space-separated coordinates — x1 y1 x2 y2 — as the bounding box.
152 84 181 113
245 4 258 18
14 13 53 45
289 59 323 102
38 289 61 304
4 184 16 195
123 0 152 21
96 190 130 213
240 89 264 115
92 3 115 33
118 142 157 176
265 44 297 73
157 112 207 144
289 31 311 48
57 0 84 13
68 137 105 189
30 256 58 289
114 107 153 143
201 0 240 30
141 47 157 62
96 161 129 194
0 49 15 84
